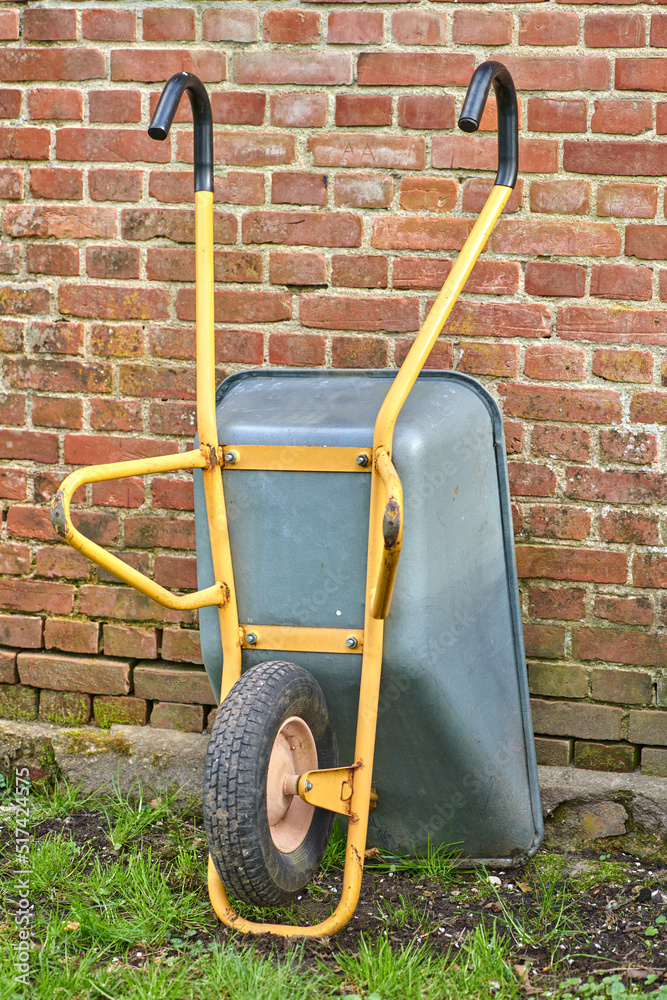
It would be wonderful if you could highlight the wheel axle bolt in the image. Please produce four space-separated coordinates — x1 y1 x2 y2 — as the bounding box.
246 632 257 645
225 451 237 464
304 780 313 792
356 453 369 467
346 636 358 649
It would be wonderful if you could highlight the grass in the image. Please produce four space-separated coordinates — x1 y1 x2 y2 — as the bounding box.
1 780 665 999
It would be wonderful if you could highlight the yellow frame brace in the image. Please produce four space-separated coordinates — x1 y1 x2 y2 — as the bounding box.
52 181 512 938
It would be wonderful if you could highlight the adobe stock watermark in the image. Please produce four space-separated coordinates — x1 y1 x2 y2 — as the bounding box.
13 767 32 988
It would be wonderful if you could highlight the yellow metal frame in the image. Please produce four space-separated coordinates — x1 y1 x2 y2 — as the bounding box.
52 183 512 938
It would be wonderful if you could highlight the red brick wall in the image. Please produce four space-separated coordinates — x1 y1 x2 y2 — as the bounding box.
1 3 667 775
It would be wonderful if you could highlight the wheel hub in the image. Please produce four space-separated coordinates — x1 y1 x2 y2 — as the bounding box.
266 716 317 853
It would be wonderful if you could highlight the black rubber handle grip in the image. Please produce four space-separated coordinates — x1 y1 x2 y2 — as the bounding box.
148 71 213 193
458 60 518 190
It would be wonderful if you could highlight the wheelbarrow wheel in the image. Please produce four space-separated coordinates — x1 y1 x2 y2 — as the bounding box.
203 660 338 907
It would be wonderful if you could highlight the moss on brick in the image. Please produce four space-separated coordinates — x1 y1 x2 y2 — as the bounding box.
62 729 132 758
0 683 39 721
39 689 91 727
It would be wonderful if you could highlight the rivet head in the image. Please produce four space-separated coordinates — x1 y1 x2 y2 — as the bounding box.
304 780 313 792
356 453 369 467
245 632 257 645
225 451 237 464
346 636 358 649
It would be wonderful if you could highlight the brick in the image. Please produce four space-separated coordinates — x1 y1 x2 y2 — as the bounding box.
0 403 25 433
527 98 586 133
269 252 327 287
6 505 55 542
0 245 18 273
559 306 667 346
57 127 171 164
0 427 58 463
0 10 18 40
516 546 627 585
124 205 235 243
397 95 455 131
0 166 22 199
110 50 225 84
372 217 471 252
332 254 387 289
175 288 290 325
600 429 657 466
301 294 418 333
18 652 130 696
591 667 652 706
29 167 82 201
332 337 389 369
32 396 83 429
91 478 145 509
270 93 327 128
134 662 212 704
117 362 193 401
203 10 258 43
564 140 667 178
161 629 203 665
308 133 424 171
328 12 383 44
593 348 653 383
629 711 667 747
27 245 80 276
243 210 360 248
0 543 29 575
460 342 518 378
652 14 667 47
64 435 176 466
0 318 23 351
634 553 667 590
82 10 137 41
585 12 645 46
529 662 588 699
0 49 106 82
0 279 42 312
453 10 511 44
631 391 667 423
0 649 17 685
86 245 139 280
529 586 586 621
89 90 141 124
641 748 667 777
90 398 142 432
530 699 622 742
25 8 76 41
597 184 657 219
155 555 197 590
594 596 653 627
94 695 148 728
151 479 195 511
335 94 391 128
90 168 142 203
530 505 591 541
524 624 566 659
501 385 621 424
567 467 667 507
334 174 393 209
657 673 667 709
534 737 573 768
33 471 63 503
463 182 522 220
0 684 38 722
435 136 556 174
263 10 320 43
399 178 456 214
530 180 590 216
0 126 49 159
78 587 192 629
235 52 351 86
392 11 447 44
34 546 90 583
207 708 219 734
519 11 579 46
0 88 19 118
91 324 144 357
525 262 586 299
507 463 555 499
102 625 157 661
395 339 453 371
525 345 586 382
143 8 195 41
495 55 610 91
574 627 667 670
151 702 204 733
271 172 327 207
39 690 91 726
124 515 195 551
591 265 652 303
574 742 638 774
44 620 99 656
617 58 667 92
148 401 196 437
357 53 474 87
28 88 82 121
59 285 168 321
268 332 326 367
493 220 620 257
5 205 115 239
0 615 43 649
591 100 652 136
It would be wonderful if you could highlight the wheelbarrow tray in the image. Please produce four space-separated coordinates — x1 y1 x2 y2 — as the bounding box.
194 368 543 864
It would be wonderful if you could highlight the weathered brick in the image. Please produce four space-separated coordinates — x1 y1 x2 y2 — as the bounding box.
519 12 578 47
27 244 80 277
597 184 657 219
0 543 29 575
203 10 258 43
529 586 586 621
151 479 195 511
94 695 148 728
0 684 39 722
268 332 326 367
534 736 573 768
90 168 142 203
59 285 168 321
335 94 391 127
269 251 327 287
332 336 388 369
39 689 91 726
0 649 17 685
143 8 195 41
91 478 145 508
35 546 90 580
600 429 657 466
334 174 393 209
392 10 447 45
641 748 667 777
0 10 18 40
525 345 586 381
566 466 667 505
0 467 26 499
270 93 327 128
44 620 99 655
524 262 586 299
103 624 158 660
601 510 659 546
25 8 76 41
235 52 351 86
264 9 320 43
134 662 212 704
530 505 591 541
243 210 361 248
64 434 177 466
308 134 425 170
434 137 556 175
161 628 203 665
628 711 667 748
154 555 196 590
397 95 455 131
18 652 130 695
82 10 137 42
594 596 653 627
560 306 667 346
90 398 142 432
0 615 43 649
591 667 652 705
500 384 621 424
591 100 652 136
529 662 588 699
574 742 638 774
357 52 474 87
530 699 622 741
29 88 82 121
565 140 667 178
453 10 511 44
395 339 453 370
271 172 327 207
631 391 667 423
399 177 456 214
331 254 387 289
110 49 225 84
89 90 141 124
634 553 667 590
574 627 667 670
328 11 383 44
151 701 204 733
516 546 627 585
0 48 106 82
530 180 590 215
585 12 645 47
4 205 115 239
0 166 22 199
301 294 418 333
493 220 620 257
459 342 517 378
524 624 566 659
591 265 652 303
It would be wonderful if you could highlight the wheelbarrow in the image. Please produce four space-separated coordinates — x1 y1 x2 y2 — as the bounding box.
51 59 542 938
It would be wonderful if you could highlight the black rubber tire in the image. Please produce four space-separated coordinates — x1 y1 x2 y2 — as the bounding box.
203 660 338 906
